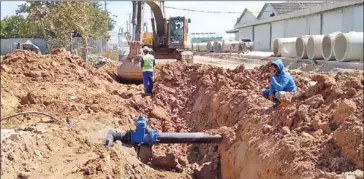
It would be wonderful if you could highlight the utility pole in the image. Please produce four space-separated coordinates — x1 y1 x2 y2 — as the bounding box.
105 1 108 30
104 1 108 51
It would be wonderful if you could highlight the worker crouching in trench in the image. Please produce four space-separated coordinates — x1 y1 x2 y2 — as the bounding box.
140 46 156 96
261 59 297 107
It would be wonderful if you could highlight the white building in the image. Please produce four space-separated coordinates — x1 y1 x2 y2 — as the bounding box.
226 1 364 51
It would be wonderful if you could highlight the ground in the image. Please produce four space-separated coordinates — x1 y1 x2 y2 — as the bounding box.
1 50 363 179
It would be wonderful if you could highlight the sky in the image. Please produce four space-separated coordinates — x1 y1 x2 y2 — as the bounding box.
0 1 282 38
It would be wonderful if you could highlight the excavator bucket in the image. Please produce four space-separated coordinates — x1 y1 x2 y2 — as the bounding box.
117 41 143 82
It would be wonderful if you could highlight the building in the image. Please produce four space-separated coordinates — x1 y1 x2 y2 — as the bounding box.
191 32 223 43
226 1 364 51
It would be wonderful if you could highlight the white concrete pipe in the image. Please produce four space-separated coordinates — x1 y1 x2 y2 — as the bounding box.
206 41 213 52
213 41 220 52
307 35 325 60
197 42 208 52
334 32 363 62
295 35 311 59
322 32 341 61
222 41 240 52
273 37 297 57
216 42 222 53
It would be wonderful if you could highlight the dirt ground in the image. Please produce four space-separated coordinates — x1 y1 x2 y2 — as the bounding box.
1 50 363 179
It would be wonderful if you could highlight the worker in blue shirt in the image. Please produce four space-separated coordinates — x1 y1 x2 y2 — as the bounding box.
140 46 156 96
261 59 297 107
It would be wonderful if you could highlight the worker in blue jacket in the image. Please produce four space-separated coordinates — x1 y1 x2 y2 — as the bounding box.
140 46 156 96
261 59 297 107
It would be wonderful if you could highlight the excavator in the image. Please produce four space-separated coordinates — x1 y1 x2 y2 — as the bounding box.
117 1 193 81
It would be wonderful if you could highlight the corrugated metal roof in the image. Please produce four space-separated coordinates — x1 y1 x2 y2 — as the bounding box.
270 2 326 15
257 2 331 19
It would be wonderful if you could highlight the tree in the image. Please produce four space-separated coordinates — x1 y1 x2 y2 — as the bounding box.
14 1 116 58
0 15 43 38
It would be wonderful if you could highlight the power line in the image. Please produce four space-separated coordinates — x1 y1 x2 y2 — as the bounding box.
165 6 243 14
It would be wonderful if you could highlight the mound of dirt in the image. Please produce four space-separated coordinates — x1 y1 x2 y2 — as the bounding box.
0 50 191 179
151 62 363 179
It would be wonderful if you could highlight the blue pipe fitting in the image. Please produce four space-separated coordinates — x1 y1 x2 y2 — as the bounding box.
130 116 159 145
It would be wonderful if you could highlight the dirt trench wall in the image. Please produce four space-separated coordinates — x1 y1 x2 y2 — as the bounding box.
153 62 363 179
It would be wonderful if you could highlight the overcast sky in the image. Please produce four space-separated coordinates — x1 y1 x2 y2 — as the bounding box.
0 1 282 38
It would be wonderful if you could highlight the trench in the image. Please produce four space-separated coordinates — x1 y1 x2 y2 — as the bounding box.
1 50 363 179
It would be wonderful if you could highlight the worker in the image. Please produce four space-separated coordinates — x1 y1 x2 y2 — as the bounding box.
261 59 297 107
140 46 156 96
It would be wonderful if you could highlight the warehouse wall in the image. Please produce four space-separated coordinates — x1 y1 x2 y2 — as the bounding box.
238 26 253 41
307 14 321 35
246 3 363 51
253 23 270 50
271 21 284 48
322 9 344 34
353 4 363 31
322 4 363 34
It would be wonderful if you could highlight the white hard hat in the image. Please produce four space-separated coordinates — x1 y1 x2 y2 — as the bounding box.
142 46 151 52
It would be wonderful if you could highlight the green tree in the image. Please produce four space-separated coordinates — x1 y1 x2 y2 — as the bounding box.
14 1 116 57
0 15 43 38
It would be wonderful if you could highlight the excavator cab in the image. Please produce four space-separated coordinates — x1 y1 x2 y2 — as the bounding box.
154 16 191 59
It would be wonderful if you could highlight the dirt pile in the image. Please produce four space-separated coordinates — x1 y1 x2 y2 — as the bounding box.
0 50 191 179
151 62 363 179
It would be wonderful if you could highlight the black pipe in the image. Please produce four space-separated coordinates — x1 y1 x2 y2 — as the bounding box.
105 131 222 146
157 132 222 144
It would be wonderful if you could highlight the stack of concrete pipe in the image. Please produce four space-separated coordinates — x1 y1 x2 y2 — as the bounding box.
206 41 213 52
195 42 208 52
213 41 223 53
272 37 297 57
295 35 311 59
192 43 196 52
322 32 341 61
307 35 326 60
332 31 363 62
221 41 240 52
273 31 363 62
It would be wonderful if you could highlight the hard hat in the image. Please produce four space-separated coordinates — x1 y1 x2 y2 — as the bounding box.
142 46 151 52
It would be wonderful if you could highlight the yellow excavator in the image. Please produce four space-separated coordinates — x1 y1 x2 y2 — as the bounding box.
117 1 193 81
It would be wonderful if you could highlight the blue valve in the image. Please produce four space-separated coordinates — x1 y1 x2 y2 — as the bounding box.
130 116 158 145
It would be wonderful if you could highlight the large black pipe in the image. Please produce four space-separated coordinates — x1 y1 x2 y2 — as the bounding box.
105 131 222 146
158 132 223 144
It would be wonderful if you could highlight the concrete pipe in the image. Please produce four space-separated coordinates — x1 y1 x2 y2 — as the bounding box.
334 32 363 62
198 42 208 52
273 37 297 57
213 41 223 52
307 35 325 60
213 41 220 52
295 35 311 59
322 32 341 61
206 41 213 52
222 41 240 52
